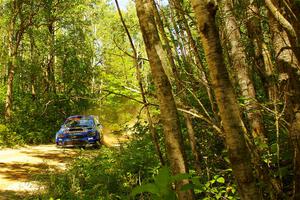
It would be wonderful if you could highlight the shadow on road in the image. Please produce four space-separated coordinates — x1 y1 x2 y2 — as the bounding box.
0 189 28 200
20 149 78 163
0 162 49 182
0 145 83 200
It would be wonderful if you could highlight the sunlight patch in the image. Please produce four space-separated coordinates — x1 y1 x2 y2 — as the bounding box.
5 182 45 192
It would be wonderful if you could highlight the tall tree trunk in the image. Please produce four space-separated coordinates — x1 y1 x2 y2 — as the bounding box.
29 29 37 101
151 0 179 80
5 50 15 121
5 0 20 121
220 0 266 140
265 0 297 41
5 0 34 120
47 21 56 94
270 15 299 71
5 2 16 121
190 1 261 199
269 10 300 199
291 111 300 200
184 113 202 175
287 0 300 61
115 0 165 166
135 0 194 199
151 0 203 172
170 0 217 119
246 3 276 100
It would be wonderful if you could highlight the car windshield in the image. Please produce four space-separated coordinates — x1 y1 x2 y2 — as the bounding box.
64 117 93 128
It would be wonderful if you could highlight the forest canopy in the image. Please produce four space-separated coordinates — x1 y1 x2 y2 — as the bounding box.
1 0 300 199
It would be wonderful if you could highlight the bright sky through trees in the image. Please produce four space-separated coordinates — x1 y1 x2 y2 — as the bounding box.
118 0 129 9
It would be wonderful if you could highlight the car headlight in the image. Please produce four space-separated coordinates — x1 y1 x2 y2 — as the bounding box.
87 131 97 137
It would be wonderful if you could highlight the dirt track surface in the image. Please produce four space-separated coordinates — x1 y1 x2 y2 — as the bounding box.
0 133 124 200
0 144 80 200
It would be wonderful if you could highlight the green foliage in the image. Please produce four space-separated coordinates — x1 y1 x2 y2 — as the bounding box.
131 166 179 200
88 0 148 131
0 0 297 199
37 147 128 200
0 0 103 146
188 174 239 200
0 124 24 147
131 166 239 200
35 123 161 200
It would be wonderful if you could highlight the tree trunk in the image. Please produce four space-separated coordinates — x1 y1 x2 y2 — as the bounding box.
170 0 217 119
265 0 297 40
135 1 194 199
151 0 179 80
5 54 15 121
5 0 32 120
190 1 261 199
151 0 205 172
115 0 165 166
287 0 300 61
29 29 37 101
184 113 202 175
47 22 56 94
221 0 266 141
246 3 276 100
270 15 299 71
269 9 300 199
291 111 300 200
4 2 16 121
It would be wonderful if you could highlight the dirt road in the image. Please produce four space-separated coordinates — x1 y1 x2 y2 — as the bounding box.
0 133 124 200
0 144 81 199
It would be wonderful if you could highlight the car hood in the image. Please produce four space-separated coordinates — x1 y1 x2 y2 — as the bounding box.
59 126 93 133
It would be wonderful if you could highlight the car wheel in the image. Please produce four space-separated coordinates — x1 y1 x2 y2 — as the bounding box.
94 140 102 149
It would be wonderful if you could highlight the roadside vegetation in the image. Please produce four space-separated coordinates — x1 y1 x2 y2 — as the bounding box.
0 0 300 199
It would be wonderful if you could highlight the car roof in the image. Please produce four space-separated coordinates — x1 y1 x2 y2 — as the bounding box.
67 115 94 120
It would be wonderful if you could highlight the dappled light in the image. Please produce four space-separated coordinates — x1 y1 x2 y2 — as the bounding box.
0 0 300 199
0 145 80 198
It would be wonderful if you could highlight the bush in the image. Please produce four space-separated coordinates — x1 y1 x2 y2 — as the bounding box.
37 134 161 200
0 124 24 147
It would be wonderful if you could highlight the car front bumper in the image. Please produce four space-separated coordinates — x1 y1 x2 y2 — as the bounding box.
56 137 99 147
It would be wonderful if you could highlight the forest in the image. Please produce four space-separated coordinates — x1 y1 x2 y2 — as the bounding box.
0 0 300 199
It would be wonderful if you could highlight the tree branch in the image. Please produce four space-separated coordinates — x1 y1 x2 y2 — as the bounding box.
265 0 297 41
177 107 223 135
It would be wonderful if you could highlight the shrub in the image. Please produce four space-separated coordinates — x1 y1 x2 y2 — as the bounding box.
0 124 24 147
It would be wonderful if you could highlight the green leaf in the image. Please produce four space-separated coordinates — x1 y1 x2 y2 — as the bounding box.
231 187 236 194
180 183 196 191
155 166 170 189
191 176 201 187
170 173 191 182
131 183 159 197
205 182 210 188
164 192 177 200
216 177 225 184
224 157 230 163
270 143 277 153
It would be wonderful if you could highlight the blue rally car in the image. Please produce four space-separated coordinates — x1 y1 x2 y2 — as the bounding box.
55 115 103 148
